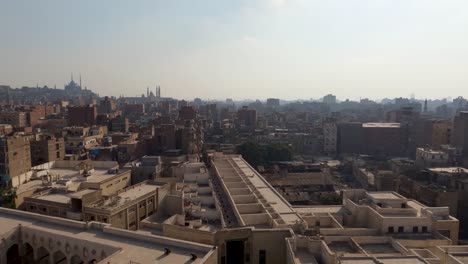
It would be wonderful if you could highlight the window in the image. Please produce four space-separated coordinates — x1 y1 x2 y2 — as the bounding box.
377 203 382 207
413 226 418 233
388 226 394 233
401 203 406 208
422 226 428 233
398 226 404 233
259 250 266 264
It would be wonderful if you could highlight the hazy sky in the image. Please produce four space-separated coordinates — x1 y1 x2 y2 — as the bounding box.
1 0 468 100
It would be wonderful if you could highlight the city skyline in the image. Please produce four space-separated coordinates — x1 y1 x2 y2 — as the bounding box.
2 0 468 100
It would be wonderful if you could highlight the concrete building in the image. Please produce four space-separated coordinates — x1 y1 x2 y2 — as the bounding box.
179 106 197 120
237 106 257 131
67 105 97 127
126 155 163 184
98 96 117 114
353 167 396 191
109 115 129 133
0 134 32 186
15 160 129 193
453 112 468 164
266 98 280 108
0 111 27 128
1 151 462 264
323 94 337 105
323 118 338 155
30 134 65 166
395 167 468 237
83 181 167 230
64 126 106 160
287 189 459 263
0 124 13 136
124 103 145 116
338 123 406 157
416 148 449 168
0 207 217 264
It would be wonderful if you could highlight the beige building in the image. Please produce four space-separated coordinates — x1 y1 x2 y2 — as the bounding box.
416 148 449 168
323 118 338 155
0 111 27 128
0 134 32 186
2 152 462 264
0 207 217 264
287 189 459 263
83 181 167 230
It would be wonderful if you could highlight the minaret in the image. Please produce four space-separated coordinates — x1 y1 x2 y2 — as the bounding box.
6 86 10 105
147 87 150 97
71 73 74 82
80 74 82 88
424 99 428 112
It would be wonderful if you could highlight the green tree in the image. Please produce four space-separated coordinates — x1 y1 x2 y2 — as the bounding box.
319 193 342 205
265 143 292 162
237 142 292 167
0 187 17 209
236 142 264 168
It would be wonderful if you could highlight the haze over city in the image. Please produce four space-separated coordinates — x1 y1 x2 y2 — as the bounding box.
2 0 468 100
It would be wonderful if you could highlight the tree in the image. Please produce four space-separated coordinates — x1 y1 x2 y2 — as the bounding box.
0 187 17 209
237 142 292 168
265 143 292 162
319 193 342 205
236 142 264 168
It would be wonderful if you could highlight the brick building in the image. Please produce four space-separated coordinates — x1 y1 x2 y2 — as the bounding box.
68 105 97 126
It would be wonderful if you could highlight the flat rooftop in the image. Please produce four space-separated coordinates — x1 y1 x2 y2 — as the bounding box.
0 208 214 264
362 123 401 128
429 167 468 174
31 191 73 204
87 182 160 210
212 154 302 227
367 192 404 200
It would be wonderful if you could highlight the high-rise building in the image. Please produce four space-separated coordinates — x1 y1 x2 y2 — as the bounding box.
266 98 280 108
30 134 65 166
323 94 337 104
323 118 338 155
178 106 197 120
0 111 27 128
338 122 406 157
98 96 117 114
67 105 97 126
0 135 32 186
237 106 257 130
453 111 468 156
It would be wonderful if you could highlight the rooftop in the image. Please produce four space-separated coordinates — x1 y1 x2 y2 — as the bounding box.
0 207 214 264
87 181 162 210
362 123 401 128
367 192 405 201
211 153 302 228
429 167 468 174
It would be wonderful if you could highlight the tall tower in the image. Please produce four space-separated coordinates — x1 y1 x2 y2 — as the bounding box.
147 87 150 97
156 86 161 98
79 74 82 88
424 99 428 112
